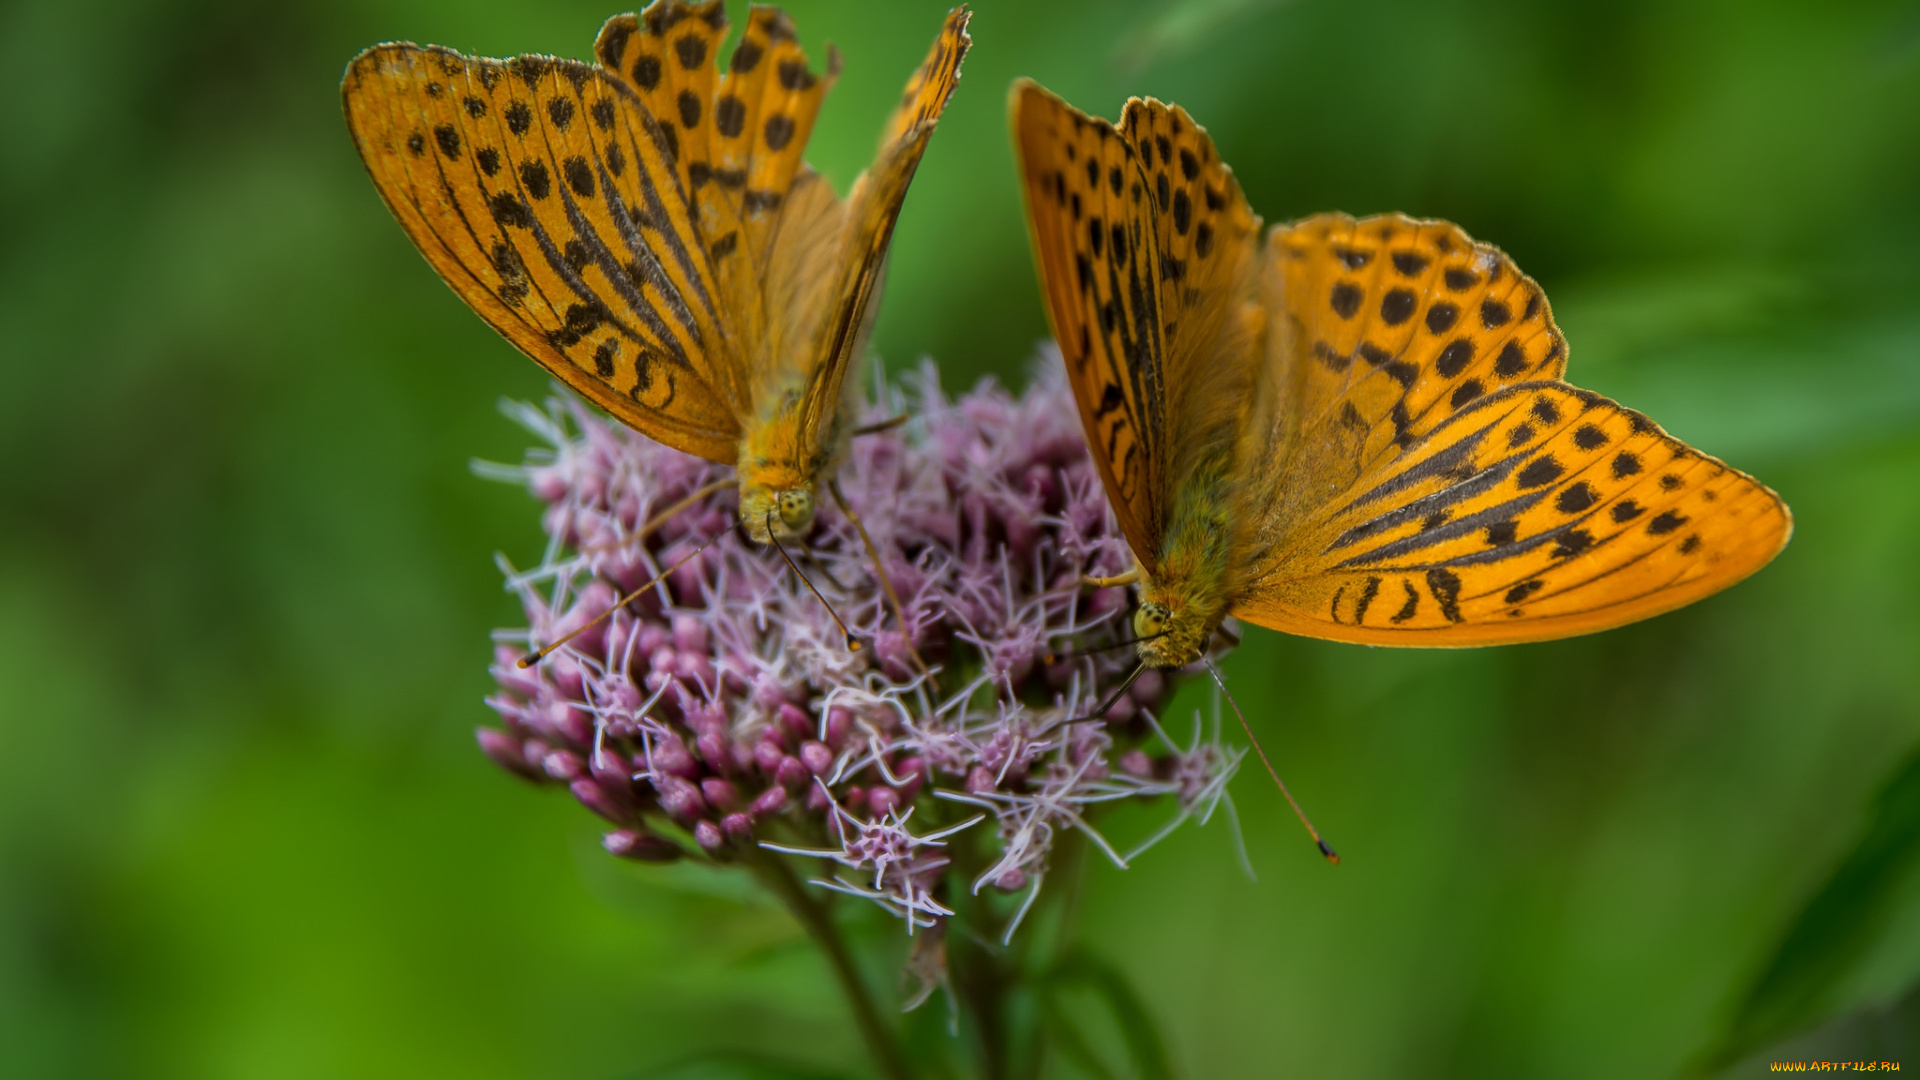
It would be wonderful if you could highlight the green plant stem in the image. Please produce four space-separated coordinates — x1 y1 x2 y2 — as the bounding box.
746 848 916 1080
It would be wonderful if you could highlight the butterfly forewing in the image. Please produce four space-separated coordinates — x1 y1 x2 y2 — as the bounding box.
794 7 972 445
342 42 743 461
1013 82 1261 567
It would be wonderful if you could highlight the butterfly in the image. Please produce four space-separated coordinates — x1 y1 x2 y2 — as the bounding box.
1011 81 1792 670
342 1 971 545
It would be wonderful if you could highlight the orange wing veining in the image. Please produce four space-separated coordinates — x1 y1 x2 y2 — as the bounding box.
340 42 743 461
1231 214 1791 645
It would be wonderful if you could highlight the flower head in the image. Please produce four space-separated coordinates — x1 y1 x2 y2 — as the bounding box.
478 354 1242 946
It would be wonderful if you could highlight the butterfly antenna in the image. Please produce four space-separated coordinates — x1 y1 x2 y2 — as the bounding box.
851 414 910 437
519 534 721 668
579 477 738 557
1074 661 1149 723
1043 631 1165 666
828 479 935 688
1204 658 1339 865
767 511 865 654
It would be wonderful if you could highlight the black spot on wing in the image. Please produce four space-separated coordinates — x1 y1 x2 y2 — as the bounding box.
505 100 532 136
1428 569 1463 622
632 54 663 90
1330 282 1363 319
674 35 707 70
1504 579 1542 604
1389 580 1420 623
764 114 794 151
1436 339 1473 377
1381 289 1416 326
1516 456 1563 488
1551 529 1594 559
1354 575 1382 623
1494 342 1528 377
1647 510 1688 535
519 160 551 200
1555 482 1597 513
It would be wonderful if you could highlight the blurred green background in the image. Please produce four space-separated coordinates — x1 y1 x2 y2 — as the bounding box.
4 0 1919 1075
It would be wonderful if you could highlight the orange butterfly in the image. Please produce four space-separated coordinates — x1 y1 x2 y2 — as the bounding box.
1012 81 1792 670
343 2 970 544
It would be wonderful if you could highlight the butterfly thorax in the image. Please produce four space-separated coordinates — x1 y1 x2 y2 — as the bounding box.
736 377 846 544
1134 449 1239 669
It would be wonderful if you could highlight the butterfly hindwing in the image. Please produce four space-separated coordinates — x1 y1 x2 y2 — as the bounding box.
1232 218 1791 645
342 42 743 461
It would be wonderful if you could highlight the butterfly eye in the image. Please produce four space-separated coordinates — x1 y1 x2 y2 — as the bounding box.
778 489 815 532
1132 604 1167 639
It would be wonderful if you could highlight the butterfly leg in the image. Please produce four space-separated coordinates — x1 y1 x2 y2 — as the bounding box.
851 414 910 437
828 478 938 691
1081 568 1142 589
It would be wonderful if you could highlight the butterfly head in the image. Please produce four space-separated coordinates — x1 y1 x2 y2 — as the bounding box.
1131 597 1212 670
739 484 816 544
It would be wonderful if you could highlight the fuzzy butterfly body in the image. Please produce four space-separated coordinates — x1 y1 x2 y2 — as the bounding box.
1012 81 1792 665
343 1 970 542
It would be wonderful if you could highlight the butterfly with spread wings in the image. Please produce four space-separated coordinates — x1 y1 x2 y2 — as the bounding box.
1012 81 1792 671
343 1 970 544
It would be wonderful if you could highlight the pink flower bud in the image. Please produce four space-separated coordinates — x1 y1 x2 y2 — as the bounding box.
750 786 789 817
650 734 699 779
570 780 631 825
671 614 708 654
700 778 741 811
1120 749 1154 778
634 624 670 660
775 755 809 791
476 728 543 782
693 820 725 852
778 703 813 741
966 767 996 794
675 652 714 688
752 739 785 774
541 750 586 781
799 740 834 776
603 830 680 862
867 787 899 819
648 646 678 676
655 776 708 823
721 812 754 839
696 731 730 773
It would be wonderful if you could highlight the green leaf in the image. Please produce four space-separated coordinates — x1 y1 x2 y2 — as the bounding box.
1699 746 1920 1072
1040 952 1176 1080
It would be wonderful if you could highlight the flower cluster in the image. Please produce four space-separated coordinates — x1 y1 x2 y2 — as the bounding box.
477 357 1242 941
